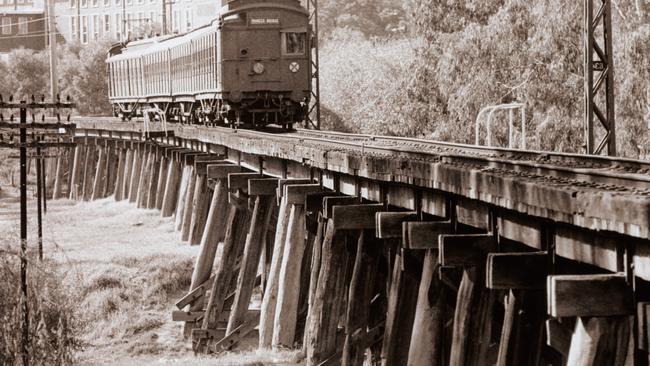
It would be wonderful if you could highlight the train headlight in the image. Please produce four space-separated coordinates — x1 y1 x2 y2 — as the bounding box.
289 62 300 73
253 62 265 74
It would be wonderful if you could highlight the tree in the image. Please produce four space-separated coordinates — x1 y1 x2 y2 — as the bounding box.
317 0 407 41
4 48 50 100
65 40 113 115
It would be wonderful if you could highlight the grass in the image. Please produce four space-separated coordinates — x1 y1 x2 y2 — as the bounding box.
0 193 304 365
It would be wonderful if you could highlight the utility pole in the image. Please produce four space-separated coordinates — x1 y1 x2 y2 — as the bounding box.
584 0 616 156
76 0 81 43
122 0 127 41
36 144 44 260
0 98 75 365
46 0 59 99
168 0 173 33
19 102 29 366
161 0 166 35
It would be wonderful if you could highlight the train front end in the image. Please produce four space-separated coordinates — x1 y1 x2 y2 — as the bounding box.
218 0 311 127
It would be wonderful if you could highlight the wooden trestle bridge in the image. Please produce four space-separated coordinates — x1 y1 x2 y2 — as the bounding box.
40 118 650 365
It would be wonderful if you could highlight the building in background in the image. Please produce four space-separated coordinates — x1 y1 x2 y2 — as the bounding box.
0 0 227 55
0 0 46 55
0 0 42 11
55 0 220 45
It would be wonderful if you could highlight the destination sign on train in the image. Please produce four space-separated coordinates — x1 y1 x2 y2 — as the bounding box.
250 18 280 25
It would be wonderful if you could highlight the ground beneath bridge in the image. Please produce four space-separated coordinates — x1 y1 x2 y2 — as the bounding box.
0 188 302 365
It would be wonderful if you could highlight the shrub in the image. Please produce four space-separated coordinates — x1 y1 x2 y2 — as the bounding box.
0 236 83 365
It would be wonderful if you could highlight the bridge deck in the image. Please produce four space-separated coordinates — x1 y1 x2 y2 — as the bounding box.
74 119 650 242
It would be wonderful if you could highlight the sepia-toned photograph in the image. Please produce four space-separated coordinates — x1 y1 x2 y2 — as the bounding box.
0 0 649 365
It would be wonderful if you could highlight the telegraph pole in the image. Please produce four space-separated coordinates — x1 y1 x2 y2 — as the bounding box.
162 0 167 34
0 98 75 366
168 0 173 33
46 0 59 99
19 102 29 366
76 0 81 43
122 0 127 40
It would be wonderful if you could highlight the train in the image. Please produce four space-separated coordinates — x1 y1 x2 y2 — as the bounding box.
105 0 312 129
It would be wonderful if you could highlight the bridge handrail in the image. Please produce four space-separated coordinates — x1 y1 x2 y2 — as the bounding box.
475 102 526 149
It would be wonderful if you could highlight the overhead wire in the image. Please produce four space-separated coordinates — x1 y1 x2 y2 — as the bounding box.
0 30 64 40
0 16 48 27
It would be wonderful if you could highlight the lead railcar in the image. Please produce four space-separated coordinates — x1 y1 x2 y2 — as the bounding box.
106 0 312 129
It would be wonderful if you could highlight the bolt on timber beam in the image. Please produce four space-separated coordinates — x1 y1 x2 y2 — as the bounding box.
584 0 616 156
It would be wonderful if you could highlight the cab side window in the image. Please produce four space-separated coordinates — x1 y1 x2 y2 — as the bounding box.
282 32 305 55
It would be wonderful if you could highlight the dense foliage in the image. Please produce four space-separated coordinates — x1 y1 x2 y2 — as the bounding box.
315 0 407 40
0 39 113 116
319 0 650 158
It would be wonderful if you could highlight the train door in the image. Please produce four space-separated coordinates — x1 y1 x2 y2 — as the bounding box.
224 14 282 88
242 28 281 84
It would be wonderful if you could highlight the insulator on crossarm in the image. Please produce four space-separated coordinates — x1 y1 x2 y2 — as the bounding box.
56 94 61 103
41 114 45 122
0 114 4 122
41 95 45 102
66 114 71 122
9 95 13 102
31 113 35 123
56 113 61 123
30 95 35 103
10 114 14 122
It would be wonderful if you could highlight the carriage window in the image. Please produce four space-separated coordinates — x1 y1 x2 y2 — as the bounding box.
283 32 305 55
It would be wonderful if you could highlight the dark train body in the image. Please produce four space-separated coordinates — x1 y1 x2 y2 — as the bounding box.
106 0 311 128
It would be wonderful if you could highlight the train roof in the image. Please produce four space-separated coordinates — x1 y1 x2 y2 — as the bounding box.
107 23 216 62
221 0 301 7
220 0 306 14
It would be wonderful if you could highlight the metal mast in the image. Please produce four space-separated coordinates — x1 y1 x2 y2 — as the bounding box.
584 0 616 156
307 0 321 129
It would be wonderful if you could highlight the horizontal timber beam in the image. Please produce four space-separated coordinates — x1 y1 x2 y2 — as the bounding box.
547 274 634 317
